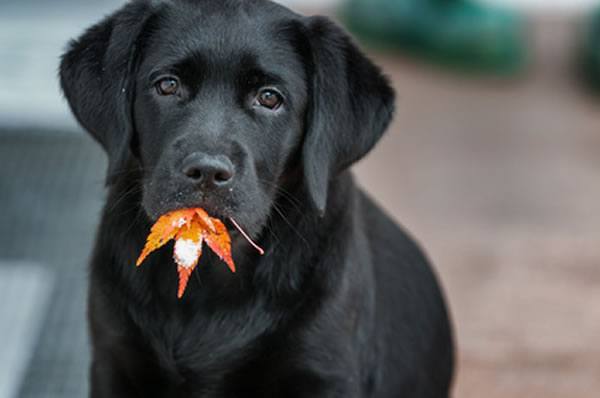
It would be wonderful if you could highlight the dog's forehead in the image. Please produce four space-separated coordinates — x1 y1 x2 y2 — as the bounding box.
142 2 304 75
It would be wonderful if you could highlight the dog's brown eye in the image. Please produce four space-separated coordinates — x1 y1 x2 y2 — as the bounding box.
156 77 179 96
256 89 283 110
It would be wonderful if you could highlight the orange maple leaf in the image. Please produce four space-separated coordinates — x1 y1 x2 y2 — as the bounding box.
136 208 263 298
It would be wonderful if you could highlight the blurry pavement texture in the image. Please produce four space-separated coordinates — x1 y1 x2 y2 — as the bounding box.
354 15 600 398
0 264 53 398
0 4 599 398
0 132 106 397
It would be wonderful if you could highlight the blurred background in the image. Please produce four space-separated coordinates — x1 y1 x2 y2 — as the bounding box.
1 0 599 397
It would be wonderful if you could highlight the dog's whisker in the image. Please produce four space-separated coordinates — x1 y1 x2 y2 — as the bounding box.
257 178 302 203
106 184 142 215
120 207 145 238
274 190 304 214
263 222 282 251
256 178 304 214
271 203 310 249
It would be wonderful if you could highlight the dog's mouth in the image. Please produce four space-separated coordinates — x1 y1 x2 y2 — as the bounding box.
142 172 273 244
145 197 264 251
135 206 264 298
144 188 234 221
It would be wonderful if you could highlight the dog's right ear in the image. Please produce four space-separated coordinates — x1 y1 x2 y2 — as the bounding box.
59 1 157 184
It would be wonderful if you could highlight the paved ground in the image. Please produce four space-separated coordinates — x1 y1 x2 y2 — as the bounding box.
0 131 106 397
353 14 600 398
0 264 53 398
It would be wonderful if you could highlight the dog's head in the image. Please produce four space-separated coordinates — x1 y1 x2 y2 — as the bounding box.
60 0 394 235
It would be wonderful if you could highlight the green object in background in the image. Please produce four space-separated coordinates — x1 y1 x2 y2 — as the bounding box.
340 0 527 75
579 8 600 93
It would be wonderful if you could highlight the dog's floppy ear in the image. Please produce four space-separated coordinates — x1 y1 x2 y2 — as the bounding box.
59 1 157 184
302 17 395 215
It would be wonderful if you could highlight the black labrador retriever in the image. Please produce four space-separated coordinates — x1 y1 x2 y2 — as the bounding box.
60 0 454 396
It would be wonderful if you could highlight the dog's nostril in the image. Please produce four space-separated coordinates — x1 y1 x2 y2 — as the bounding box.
214 170 232 184
184 167 203 181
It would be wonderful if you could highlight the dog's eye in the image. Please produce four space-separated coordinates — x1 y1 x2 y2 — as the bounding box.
255 89 283 110
155 77 179 96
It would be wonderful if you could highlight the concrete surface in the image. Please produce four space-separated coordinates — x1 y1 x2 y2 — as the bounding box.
0 131 107 398
0 264 54 398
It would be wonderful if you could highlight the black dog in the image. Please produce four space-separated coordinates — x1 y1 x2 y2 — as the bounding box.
60 0 454 396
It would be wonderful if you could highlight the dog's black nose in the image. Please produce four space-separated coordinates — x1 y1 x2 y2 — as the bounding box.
181 153 234 189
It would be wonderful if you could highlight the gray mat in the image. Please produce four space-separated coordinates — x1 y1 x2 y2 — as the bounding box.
0 129 107 397
0 263 54 398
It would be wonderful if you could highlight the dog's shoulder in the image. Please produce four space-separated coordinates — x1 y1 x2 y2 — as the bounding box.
355 189 454 395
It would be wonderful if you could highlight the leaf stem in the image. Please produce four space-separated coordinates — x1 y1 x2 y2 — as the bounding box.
229 217 265 255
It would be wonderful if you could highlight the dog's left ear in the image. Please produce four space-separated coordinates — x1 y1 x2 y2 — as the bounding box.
302 17 395 215
59 1 157 184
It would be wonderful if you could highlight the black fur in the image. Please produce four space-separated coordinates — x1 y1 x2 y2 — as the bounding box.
60 0 454 397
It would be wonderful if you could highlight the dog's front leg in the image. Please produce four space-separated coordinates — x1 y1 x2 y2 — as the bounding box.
90 355 139 398
277 370 361 398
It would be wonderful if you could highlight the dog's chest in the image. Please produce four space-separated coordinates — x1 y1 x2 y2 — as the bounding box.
132 296 286 390
139 325 295 397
